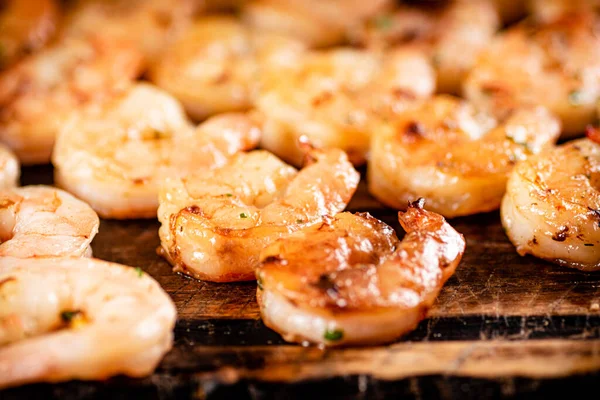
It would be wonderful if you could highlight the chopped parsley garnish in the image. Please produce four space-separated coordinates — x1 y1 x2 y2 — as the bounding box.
226 193 233 197
256 274 264 290
135 267 144 277
296 219 304 224
374 15 393 30
61 310 82 323
506 135 532 153
324 328 344 341
240 212 248 218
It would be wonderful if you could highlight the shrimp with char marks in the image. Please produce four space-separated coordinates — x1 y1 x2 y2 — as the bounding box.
368 95 560 218
0 257 176 389
0 35 143 164
53 83 261 219
158 148 359 282
257 47 435 166
464 12 600 138
0 186 99 258
149 16 306 120
257 201 465 346
501 129 600 271
355 0 499 94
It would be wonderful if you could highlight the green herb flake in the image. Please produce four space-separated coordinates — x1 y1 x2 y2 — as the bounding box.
296 219 304 224
506 135 533 153
568 90 583 106
324 328 344 341
61 310 81 323
256 274 264 290
225 193 233 197
240 212 248 219
374 15 393 30
135 267 144 277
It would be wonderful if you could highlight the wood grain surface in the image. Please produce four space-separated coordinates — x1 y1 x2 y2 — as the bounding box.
3 165 600 399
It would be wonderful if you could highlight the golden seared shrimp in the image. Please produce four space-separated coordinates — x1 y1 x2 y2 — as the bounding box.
53 83 261 220
158 148 359 282
257 48 435 166
257 201 465 346
356 0 499 94
242 0 392 47
0 0 58 69
501 132 600 271
0 144 18 189
368 95 561 218
62 0 198 66
0 35 142 165
0 257 176 389
529 0 600 23
149 16 306 120
464 13 600 138
0 186 99 258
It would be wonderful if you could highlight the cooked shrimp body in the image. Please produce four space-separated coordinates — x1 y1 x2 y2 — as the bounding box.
149 16 306 120
0 0 58 69
242 0 392 47
356 0 499 94
501 136 600 271
257 47 435 166
53 83 260 219
257 201 465 346
0 35 143 165
368 95 561 218
0 257 176 389
464 13 600 138
158 148 359 282
0 186 99 258
62 0 198 66
0 144 18 189
529 0 600 23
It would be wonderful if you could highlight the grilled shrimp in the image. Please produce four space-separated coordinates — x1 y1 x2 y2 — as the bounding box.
0 35 142 165
257 201 465 346
529 0 600 23
257 48 435 166
464 12 600 138
0 257 176 388
0 186 99 258
149 16 306 120
53 83 260 219
158 148 359 282
0 144 18 189
62 0 198 66
501 132 600 271
368 95 561 218
355 0 499 94
0 0 58 69
242 0 392 47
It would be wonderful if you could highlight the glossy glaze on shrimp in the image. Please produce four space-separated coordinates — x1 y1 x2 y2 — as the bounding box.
53 83 261 219
0 257 176 389
257 201 465 346
62 0 198 66
0 35 142 164
242 0 392 47
501 133 600 271
0 0 58 69
464 12 600 138
0 144 18 189
355 0 499 94
368 95 561 218
158 148 359 282
0 186 99 258
149 16 306 120
529 0 600 23
257 47 435 166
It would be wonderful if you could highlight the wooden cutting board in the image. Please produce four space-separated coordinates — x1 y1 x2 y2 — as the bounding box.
4 166 600 399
